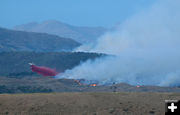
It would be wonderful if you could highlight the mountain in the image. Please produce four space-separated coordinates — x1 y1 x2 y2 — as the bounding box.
0 27 80 52
0 52 104 76
13 20 108 43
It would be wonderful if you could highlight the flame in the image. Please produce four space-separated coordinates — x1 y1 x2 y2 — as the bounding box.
74 79 98 86
90 84 97 87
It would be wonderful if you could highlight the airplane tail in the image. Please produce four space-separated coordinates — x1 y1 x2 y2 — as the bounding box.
28 62 35 65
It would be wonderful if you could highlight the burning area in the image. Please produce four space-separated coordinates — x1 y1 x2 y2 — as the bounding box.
74 79 99 87
56 0 180 87
90 84 97 87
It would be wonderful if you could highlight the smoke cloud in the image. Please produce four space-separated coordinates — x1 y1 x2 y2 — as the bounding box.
57 0 180 86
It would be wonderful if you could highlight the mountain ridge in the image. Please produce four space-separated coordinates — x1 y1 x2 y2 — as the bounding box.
0 27 80 52
14 20 108 43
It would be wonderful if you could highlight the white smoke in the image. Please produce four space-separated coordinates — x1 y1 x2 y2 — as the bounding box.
57 0 180 86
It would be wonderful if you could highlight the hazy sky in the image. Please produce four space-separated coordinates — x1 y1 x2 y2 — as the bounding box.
0 0 156 28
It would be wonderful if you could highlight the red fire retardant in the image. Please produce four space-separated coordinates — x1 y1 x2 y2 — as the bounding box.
30 65 59 76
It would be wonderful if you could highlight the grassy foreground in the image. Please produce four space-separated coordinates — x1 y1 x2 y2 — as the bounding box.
0 92 180 115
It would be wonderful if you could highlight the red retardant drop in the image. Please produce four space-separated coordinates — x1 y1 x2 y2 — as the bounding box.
29 63 59 76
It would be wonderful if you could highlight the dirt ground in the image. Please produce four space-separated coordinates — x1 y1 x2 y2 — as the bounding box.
0 92 180 115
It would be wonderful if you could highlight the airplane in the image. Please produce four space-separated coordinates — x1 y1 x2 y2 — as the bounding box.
29 63 59 77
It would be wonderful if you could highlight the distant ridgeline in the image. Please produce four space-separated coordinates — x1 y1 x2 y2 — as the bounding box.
0 52 105 77
13 20 108 43
0 27 80 52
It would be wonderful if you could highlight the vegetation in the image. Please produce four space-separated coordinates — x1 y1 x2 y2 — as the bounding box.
0 52 104 76
0 92 179 115
0 85 52 94
0 76 180 94
0 51 105 94
0 27 80 52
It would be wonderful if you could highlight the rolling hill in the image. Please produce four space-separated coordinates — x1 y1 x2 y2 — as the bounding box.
13 20 108 43
0 27 80 52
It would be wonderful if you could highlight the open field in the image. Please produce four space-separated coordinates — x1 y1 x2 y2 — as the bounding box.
0 92 180 115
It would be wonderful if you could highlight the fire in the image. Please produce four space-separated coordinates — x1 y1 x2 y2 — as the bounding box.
74 79 98 86
90 84 97 87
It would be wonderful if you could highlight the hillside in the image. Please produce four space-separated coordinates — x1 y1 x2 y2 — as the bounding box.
1 76 180 94
13 20 108 43
0 27 80 52
0 92 180 115
0 52 104 76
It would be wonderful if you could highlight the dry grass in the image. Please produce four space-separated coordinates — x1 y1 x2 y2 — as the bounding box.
0 92 180 115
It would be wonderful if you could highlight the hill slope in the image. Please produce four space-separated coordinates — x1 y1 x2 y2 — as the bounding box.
0 52 104 76
1 76 180 94
13 20 108 43
0 27 80 52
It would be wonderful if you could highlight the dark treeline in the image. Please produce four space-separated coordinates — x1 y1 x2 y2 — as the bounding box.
0 51 105 76
0 85 53 94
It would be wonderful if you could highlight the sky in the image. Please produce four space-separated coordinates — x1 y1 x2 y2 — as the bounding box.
0 0 156 28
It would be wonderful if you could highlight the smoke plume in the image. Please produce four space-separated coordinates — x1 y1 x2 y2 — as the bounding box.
57 0 180 86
